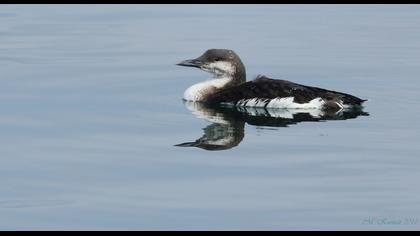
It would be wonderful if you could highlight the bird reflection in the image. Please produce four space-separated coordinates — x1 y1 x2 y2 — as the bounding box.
175 101 369 151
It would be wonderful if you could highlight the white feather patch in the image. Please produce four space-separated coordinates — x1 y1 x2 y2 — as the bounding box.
183 77 231 101
236 97 326 109
266 97 325 109
203 61 235 76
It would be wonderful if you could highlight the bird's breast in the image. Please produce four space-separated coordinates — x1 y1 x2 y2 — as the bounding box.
183 78 231 102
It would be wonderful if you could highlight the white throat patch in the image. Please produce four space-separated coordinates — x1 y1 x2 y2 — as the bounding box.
202 61 235 77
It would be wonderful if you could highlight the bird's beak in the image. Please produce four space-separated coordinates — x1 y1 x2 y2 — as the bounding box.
176 58 203 68
174 142 197 147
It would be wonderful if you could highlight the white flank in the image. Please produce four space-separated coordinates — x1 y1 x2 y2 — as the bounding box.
266 97 325 109
236 97 326 109
236 98 270 107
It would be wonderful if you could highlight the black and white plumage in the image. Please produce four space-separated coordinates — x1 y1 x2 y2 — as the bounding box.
177 49 367 110
207 75 366 110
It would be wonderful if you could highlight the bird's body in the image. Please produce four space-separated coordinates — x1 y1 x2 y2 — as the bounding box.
177 49 366 110
206 76 366 110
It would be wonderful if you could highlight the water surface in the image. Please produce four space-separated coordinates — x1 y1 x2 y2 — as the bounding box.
1 4 420 230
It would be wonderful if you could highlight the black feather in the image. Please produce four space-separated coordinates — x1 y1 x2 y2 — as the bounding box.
206 75 366 108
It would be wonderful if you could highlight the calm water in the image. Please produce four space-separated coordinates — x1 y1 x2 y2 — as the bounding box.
1 4 420 230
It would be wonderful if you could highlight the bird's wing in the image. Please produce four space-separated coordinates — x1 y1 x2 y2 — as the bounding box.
207 75 366 106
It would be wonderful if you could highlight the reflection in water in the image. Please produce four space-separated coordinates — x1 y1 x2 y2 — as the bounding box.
176 101 369 151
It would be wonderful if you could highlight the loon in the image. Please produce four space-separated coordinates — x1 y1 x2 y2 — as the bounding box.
176 49 367 110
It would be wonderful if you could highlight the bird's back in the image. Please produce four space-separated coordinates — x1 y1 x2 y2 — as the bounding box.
206 75 366 109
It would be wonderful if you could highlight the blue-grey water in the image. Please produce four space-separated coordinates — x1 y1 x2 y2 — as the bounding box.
1 4 420 230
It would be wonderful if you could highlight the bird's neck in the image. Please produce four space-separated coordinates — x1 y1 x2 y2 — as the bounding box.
183 76 235 102
183 61 246 102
